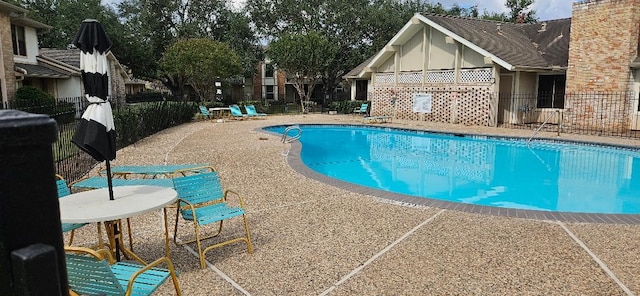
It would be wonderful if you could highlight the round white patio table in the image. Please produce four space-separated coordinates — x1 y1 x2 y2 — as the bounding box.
209 107 230 119
59 185 177 263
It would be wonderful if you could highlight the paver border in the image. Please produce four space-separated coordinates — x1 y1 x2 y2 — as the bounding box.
260 124 640 225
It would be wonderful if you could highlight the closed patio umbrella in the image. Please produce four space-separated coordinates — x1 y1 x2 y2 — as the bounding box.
71 19 121 260
71 19 116 199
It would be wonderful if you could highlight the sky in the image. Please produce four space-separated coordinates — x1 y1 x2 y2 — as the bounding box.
440 0 573 21
102 0 573 21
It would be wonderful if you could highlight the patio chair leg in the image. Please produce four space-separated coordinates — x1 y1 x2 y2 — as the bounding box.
242 214 254 254
173 207 181 246
193 222 206 269
165 256 183 296
67 229 76 245
126 218 134 251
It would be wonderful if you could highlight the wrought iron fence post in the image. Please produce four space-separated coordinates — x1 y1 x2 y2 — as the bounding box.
0 110 67 295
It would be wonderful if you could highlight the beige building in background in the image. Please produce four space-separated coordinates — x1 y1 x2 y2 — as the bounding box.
345 0 640 131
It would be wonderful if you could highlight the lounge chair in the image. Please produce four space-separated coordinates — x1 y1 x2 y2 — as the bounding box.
57 175 88 245
362 115 392 124
353 103 369 116
172 171 253 269
228 104 248 120
65 246 182 296
71 176 175 190
244 104 267 118
199 106 213 120
100 164 214 179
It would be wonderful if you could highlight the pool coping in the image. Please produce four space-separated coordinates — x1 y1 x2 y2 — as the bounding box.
262 124 640 225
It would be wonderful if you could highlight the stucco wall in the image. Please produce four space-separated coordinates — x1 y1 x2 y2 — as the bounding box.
400 30 423 72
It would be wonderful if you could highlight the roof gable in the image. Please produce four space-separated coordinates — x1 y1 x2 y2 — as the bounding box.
359 13 571 78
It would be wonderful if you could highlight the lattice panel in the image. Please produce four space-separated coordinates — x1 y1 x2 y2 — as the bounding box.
374 73 394 84
398 72 423 84
454 86 492 126
371 85 495 126
460 68 493 83
425 71 454 83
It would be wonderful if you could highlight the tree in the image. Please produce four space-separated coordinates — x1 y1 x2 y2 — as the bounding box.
267 31 337 113
247 0 470 104
160 39 242 101
505 0 538 23
118 0 261 84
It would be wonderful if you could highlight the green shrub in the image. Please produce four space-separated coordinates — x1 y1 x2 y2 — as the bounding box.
125 92 168 103
329 100 369 114
15 86 55 104
11 87 76 124
113 101 197 147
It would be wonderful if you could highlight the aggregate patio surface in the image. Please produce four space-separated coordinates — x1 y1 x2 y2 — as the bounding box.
67 114 640 295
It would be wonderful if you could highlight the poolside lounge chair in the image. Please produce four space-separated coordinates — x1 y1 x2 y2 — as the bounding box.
244 104 267 118
199 106 213 120
100 164 214 179
172 171 253 269
65 246 182 296
72 176 175 190
228 104 248 120
353 103 369 116
57 175 88 245
362 115 392 124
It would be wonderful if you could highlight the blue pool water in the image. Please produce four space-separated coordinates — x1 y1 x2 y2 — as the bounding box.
264 125 640 214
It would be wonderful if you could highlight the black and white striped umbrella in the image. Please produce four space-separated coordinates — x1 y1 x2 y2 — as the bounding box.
71 19 116 199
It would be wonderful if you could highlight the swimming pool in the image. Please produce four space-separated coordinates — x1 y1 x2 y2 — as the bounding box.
264 124 640 215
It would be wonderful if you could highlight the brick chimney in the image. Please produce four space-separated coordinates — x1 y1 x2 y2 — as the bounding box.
566 0 640 93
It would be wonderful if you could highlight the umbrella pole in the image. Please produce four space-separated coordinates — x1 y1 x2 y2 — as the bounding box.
105 160 121 261
106 160 114 200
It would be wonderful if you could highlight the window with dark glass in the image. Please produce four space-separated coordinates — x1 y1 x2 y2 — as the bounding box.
265 63 274 78
536 75 565 108
11 25 26 56
265 85 274 100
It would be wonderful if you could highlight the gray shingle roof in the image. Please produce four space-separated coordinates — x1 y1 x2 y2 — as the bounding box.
15 62 71 78
344 56 374 79
421 13 571 69
39 48 81 69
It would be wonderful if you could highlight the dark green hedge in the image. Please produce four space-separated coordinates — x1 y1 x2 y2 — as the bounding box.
114 100 198 147
329 100 369 114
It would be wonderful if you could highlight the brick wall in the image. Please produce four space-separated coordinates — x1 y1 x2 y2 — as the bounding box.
566 0 640 93
0 13 16 100
565 0 640 131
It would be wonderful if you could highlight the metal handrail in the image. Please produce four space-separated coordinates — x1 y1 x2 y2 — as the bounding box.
281 125 302 143
527 109 561 144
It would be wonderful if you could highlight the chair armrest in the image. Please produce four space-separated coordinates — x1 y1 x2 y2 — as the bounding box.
125 256 177 294
173 165 215 177
177 198 202 221
64 246 115 264
223 189 246 208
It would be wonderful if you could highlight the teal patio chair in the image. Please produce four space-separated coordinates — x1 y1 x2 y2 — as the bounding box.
172 171 253 269
228 104 248 120
353 103 369 116
244 104 267 118
65 246 182 296
199 106 212 120
56 174 87 245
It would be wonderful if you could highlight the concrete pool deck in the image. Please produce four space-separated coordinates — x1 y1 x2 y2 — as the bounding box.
68 114 640 295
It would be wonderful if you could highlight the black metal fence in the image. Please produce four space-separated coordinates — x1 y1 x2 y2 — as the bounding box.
2 96 197 183
496 92 640 139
